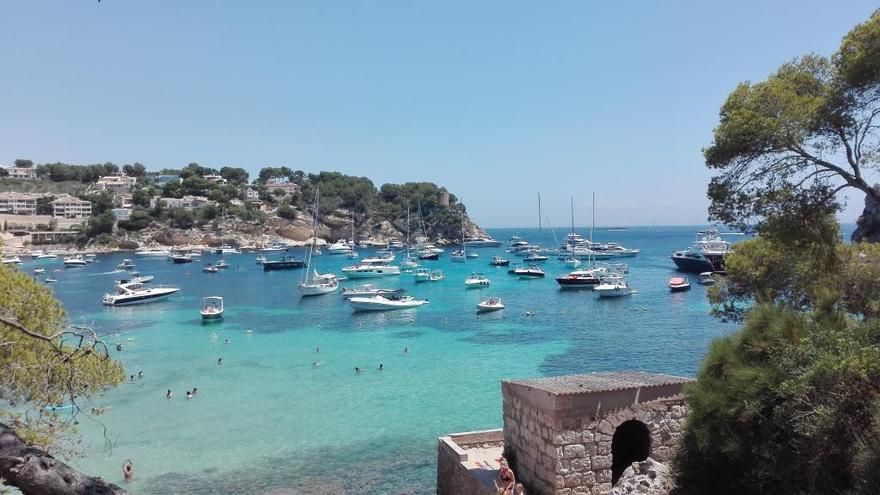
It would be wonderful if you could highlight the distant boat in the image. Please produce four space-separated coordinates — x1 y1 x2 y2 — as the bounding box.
103 282 180 306
341 284 405 299
63 255 88 267
668 277 691 292
464 273 490 288
490 256 510 266
450 250 466 262
299 189 340 297
255 255 267 264
508 265 545 278
477 297 505 312
45 278 58 283
349 294 429 312
136 248 171 257
2 256 22 264
697 272 716 285
34 268 45 274
262 256 306 271
117 259 137 270
170 254 193 264
203 264 219 273
593 276 635 298
463 237 502 247
200 296 224 320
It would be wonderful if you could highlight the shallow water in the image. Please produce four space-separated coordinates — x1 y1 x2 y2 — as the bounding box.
28 226 753 493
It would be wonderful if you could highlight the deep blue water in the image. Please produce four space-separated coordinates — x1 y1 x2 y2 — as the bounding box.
21 226 785 493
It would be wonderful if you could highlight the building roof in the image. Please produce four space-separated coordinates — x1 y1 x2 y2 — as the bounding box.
504 371 693 396
0 191 38 200
51 194 91 204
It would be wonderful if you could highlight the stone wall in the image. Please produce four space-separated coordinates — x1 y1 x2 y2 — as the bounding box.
437 429 502 495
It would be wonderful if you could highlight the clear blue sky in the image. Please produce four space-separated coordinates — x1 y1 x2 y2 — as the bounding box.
1 1 876 227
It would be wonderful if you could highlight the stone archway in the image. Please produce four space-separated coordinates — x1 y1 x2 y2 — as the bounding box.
611 419 651 484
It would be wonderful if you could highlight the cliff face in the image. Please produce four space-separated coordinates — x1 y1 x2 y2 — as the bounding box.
852 189 880 243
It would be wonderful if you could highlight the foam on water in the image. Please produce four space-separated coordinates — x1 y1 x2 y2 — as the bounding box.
28 227 757 493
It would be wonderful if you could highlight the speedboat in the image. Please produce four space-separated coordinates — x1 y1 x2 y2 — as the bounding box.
698 272 716 285
34 251 59 259
555 267 606 288
429 269 445 281
341 284 405 299
117 259 136 270
466 252 479 259
34 268 45 274
463 237 502 247
477 297 505 312
490 256 510 267
341 261 401 278
170 253 193 264
203 264 219 273
219 246 241 254
136 248 171 257
465 273 490 288
85 254 97 263
669 277 691 292
593 276 635 298
508 264 545 278
200 296 224 320
260 244 287 252
1 256 22 264
63 255 88 267
45 278 58 283
349 294 429 311
418 251 439 260
327 241 351 255
414 268 432 283
102 282 180 306
215 260 231 269
523 253 549 262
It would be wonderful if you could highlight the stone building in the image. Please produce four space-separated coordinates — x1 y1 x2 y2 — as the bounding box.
437 371 692 495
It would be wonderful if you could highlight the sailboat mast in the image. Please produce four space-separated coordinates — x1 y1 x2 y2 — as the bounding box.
570 196 575 235
590 192 595 267
538 193 542 230
406 205 411 257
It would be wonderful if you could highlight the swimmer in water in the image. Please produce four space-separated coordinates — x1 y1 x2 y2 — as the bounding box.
129 374 134 381
379 364 384 371
166 389 173 399
355 367 361 373
116 344 123 352
316 347 320 353
225 339 229 344
138 370 143 378
123 459 134 481
186 391 192 400
192 388 198 396
404 347 409 353
217 357 223 365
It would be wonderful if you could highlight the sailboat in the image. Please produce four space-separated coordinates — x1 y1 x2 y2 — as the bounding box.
346 212 359 259
401 206 420 270
451 202 467 262
299 189 339 297
562 197 581 267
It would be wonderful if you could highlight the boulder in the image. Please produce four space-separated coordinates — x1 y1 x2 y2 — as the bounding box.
610 458 674 495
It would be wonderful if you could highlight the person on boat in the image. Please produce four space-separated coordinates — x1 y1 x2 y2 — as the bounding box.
494 457 515 495
166 389 172 399
186 391 193 400
123 459 134 481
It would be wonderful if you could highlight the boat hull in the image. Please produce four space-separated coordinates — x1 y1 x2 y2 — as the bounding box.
299 283 339 296
555 277 599 288
263 260 306 271
103 289 180 306
349 299 428 311
671 254 724 273
669 284 691 292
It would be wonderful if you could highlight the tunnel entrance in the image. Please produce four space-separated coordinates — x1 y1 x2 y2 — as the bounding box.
611 420 651 484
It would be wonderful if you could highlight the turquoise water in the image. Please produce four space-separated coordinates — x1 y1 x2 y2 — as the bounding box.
30 227 746 493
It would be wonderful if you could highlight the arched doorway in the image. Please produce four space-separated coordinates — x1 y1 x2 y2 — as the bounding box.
611 420 651 484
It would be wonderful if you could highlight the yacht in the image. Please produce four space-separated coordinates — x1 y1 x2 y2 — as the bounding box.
341 260 401 278
34 251 59 259
103 282 180 306
490 256 510 266
170 253 193 264
477 297 505 312
341 284 405 299
1 256 22 264
698 272 716 285
671 230 732 273
200 296 224 320
136 248 171 257
669 277 691 292
555 267 607 288
593 276 635 298
508 264 545 278
523 253 549 262
464 273 491 288
260 244 287 252
262 256 306 271
562 257 581 268
418 251 440 260
215 260 231 269
348 294 429 311
63 255 88 267
326 240 351 255
466 252 479 259
463 237 502 247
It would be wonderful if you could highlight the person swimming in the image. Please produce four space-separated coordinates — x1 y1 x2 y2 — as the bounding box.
116 344 123 352
355 367 361 373
123 459 134 481
129 374 134 381
192 388 198 396
404 347 409 353
166 389 173 399
217 357 223 365
186 391 192 400
379 364 384 371
315 347 320 353
224 338 229 344
138 370 143 378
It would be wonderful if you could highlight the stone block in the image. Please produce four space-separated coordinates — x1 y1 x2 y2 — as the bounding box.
597 440 611 455
554 430 580 445
563 444 587 458
565 472 584 488
581 430 595 444
570 457 592 472
592 454 612 470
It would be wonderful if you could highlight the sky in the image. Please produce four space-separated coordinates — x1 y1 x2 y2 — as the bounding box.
1 1 877 227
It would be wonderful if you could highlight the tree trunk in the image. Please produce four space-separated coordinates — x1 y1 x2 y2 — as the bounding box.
0 422 126 495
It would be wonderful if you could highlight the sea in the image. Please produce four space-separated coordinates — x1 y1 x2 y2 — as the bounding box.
19 225 848 494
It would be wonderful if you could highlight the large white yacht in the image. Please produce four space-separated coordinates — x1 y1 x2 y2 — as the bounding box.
102 282 180 306
63 255 88 267
136 248 172 257
341 261 401 278
463 237 502 247
326 240 351 255
348 294 429 311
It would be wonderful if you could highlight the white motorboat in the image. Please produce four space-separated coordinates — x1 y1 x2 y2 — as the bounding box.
34 268 45 274
63 255 88 267
450 250 466 262
327 240 351 255
463 237 502 247
466 252 479 259
341 258 401 278
200 296 224 320
593 276 635 298
698 272 716 285
523 253 549 262
260 244 287 252
563 257 581 268
85 254 97 263
34 251 59 259
464 273 491 288
669 277 691 292
45 278 58 283
349 294 429 311
508 264 545 278
102 282 180 306
216 246 240 254
117 259 136 270
1 256 22 264
341 284 405 298
203 263 219 273
117 273 154 284
136 248 171 257
214 260 230 269
477 297 505 312
429 269 445 282
490 256 510 266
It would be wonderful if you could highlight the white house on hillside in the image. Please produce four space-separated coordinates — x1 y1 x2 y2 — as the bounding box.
6 166 37 180
0 192 38 214
52 194 92 219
